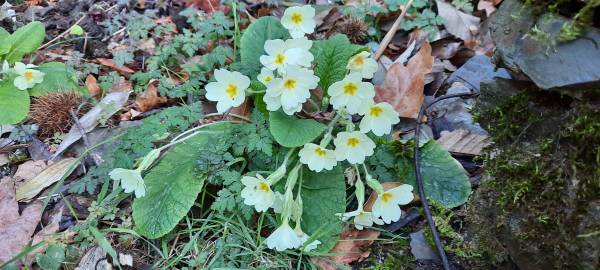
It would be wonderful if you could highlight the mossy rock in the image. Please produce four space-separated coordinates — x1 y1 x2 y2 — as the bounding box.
466 77 600 270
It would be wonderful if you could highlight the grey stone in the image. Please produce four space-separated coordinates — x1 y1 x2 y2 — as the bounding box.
430 82 488 137
410 230 440 261
490 0 600 90
447 55 511 92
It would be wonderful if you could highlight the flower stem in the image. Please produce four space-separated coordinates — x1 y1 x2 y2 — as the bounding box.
362 163 384 195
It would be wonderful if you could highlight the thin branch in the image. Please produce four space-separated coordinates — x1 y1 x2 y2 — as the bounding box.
374 0 414 60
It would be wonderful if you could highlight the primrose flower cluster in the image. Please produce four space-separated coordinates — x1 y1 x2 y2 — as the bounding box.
0 61 45 90
204 5 415 252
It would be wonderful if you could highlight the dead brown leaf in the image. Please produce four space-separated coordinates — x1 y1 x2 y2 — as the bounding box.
0 177 43 264
85 75 102 100
229 97 252 119
13 160 48 183
109 77 132 93
375 42 433 118
312 227 381 270
431 40 462 60
96 58 135 74
436 0 480 42
437 129 490 156
184 0 230 14
135 79 168 112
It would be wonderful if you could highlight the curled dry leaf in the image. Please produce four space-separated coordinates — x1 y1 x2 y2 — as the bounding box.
184 0 230 14
375 42 434 119
229 97 252 119
135 79 168 112
311 227 381 270
96 58 135 74
16 158 78 202
85 75 102 99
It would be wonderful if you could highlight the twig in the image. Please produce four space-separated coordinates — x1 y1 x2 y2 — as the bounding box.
374 0 414 60
39 15 86 50
69 110 100 166
413 92 479 270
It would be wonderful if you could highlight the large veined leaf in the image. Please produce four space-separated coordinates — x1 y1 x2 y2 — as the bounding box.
0 28 10 55
133 124 232 239
0 80 30 125
310 34 366 91
239 16 290 78
29 62 84 97
300 166 346 252
5 21 45 63
405 140 471 208
269 111 326 148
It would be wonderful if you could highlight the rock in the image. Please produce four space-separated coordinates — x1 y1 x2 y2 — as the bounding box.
430 82 488 138
410 230 440 262
490 0 600 90
446 55 510 92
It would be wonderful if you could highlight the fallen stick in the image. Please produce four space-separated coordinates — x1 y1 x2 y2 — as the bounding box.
374 0 414 60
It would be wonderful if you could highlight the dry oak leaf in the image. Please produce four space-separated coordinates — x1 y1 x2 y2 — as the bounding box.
312 227 381 270
96 58 135 74
85 75 102 100
436 0 481 42
135 79 168 112
184 0 230 14
0 177 43 264
375 42 433 119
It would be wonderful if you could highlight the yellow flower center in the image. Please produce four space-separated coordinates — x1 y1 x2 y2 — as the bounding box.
283 79 297 91
24 70 34 82
225 84 238 99
291 12 303 25
346 137 360 148
314 147 327 157
343 83 358 96
258 181 270 193
381 192 393 204
275 53 286 65
369 106 384 117
353 55 364 66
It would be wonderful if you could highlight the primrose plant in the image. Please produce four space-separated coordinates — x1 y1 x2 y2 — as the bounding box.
204 5 414 252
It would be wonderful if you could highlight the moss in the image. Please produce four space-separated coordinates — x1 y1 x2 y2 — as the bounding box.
363 235 415 270
467 90 600 269
520 0 600 41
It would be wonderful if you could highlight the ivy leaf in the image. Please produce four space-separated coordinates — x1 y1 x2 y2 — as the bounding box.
301 166 346 252
29 62 84 97
133 124 232 239
0 80 29 125
239 16 290 78
5 21 45 63
269 111 326 148
405 140 471 208
311 34 366 91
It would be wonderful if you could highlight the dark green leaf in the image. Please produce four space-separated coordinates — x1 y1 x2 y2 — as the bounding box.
133 123 232 239
310 34 366 91
269 110 326 148
29 62 84 97
35 244 65 270
0 80 29 124
301 166 346 252
239 16 290 78
6 21 45 63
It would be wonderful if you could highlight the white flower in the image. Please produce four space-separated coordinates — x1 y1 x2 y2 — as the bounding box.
298 143 337 172
264 65 319 115
205 69 250 113
328 72 375 114
241 175 275 212
257 67 275 86
372 184 414 224
271 191 285 213
259 38 313 74
13 62 44 90
295 226 321 252
265 221 302 251
281 5 316 38
109 168 146 198
340 209 384 230
333 131 376 164
347 51 378 79
358 101 400 136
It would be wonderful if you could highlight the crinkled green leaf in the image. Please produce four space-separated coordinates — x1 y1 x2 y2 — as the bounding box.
301 166 346 252
310 34 366 91
405 140 471 208
269 110 326 148
29 62 84 96
5 21 45 63
0 80 29 124
133 124 232 239
35 244 65 270
239 16 290 78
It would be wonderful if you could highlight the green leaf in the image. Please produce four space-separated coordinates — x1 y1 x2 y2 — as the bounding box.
310 34 366 91
301 166 346 252
239 16 290 78
405 140 471 208
89 227 118 264
35 244 65 270
269 111 326 148
69 25 84 36
28 62 84 96
0 81 30 125
5 21 45 63
0 28 10 55
133 124 232 239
